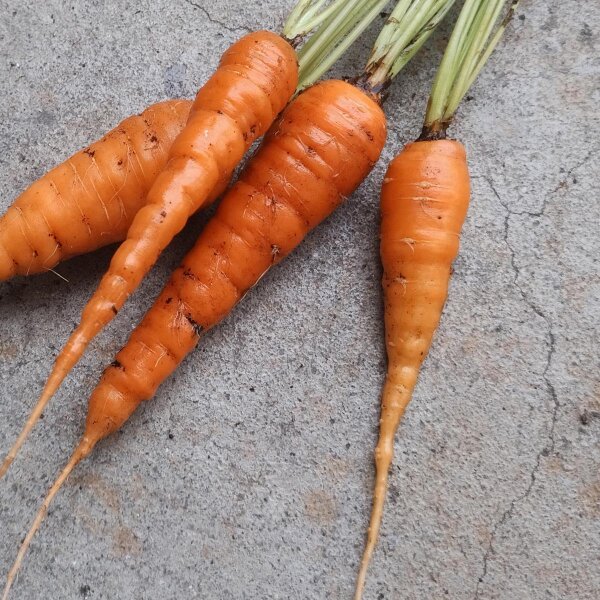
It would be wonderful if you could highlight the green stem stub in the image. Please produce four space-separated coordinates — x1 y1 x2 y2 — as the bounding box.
423 0 520 136
365 0 457 90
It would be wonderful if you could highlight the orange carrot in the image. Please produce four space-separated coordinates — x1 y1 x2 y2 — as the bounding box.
2 79 387 599
354 2 520 597
0 99 191 280
354 139 470 598
0 30 298 478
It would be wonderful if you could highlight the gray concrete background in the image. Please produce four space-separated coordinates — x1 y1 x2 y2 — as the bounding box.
0 1 598 598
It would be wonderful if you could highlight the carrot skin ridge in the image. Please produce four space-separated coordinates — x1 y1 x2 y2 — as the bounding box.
0 31 298 479
0 99 192 281
354 139 471 599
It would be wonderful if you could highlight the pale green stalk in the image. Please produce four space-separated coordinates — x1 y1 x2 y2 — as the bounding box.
368 0 412 64
293 0 349 35
365 0 457 89
444 0 504 111
298 0 370 78
297 0 392 89
281 0 396 93
453 0 483 70
284 0 314 37
464 0 520 92
296 0 392 90
283 0 333 39
423 0 520 134
425 0 477 132
385 0 456 77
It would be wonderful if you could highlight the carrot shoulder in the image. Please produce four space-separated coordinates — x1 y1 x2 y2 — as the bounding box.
0 99 191 280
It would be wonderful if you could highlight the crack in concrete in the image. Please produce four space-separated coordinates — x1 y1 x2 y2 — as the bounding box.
490 149 597 218
183 0 252 35
472 170 566 598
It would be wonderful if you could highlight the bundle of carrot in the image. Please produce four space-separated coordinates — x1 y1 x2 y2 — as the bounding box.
354 2 520 598
1 1 459 597
0 0 391 479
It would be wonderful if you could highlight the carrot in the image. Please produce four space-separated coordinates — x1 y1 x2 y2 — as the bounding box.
2 78 387 600
0 0 393 478
0 99 191 280
355 138 470 598
354 2 521 597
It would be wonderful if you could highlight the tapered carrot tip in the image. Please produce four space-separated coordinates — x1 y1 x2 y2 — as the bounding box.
0 383 56 480
1 437 94 600
0 328 91 480
354 442 393 600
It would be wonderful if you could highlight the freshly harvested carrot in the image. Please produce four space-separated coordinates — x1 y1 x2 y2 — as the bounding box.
2 78 387 600
354 2 521 597
0 0 391 478
77 78 386 438
0 99 191 280
356 139 470 598
2 2 456 594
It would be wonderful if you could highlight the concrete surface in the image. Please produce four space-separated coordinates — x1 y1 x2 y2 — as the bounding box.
0 1 598 599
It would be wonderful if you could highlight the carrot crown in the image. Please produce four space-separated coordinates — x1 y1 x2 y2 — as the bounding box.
285 0 391 91
363 0 457 93
422 0 520 138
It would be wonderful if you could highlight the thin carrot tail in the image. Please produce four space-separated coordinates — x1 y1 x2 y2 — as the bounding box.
1 437 94 600
0 327 92 479
355 378 412 600
354 431 394 600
